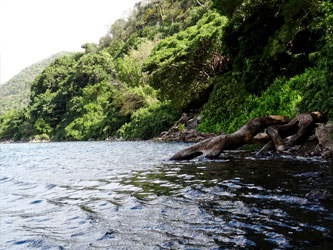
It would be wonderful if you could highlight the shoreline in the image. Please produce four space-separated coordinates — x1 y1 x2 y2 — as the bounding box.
0 138 51 144
1 124 332 160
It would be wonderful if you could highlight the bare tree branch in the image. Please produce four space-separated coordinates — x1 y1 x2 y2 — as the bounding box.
170 111 329 161
196 0 205 7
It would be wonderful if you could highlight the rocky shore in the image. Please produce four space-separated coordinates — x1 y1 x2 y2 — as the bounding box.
155 113 216 142
0 138 50 144
268 123 333 160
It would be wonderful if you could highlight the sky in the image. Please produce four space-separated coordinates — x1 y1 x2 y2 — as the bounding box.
0 0 140 84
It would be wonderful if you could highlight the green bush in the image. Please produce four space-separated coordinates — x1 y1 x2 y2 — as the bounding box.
118 103 180 140
115 38 160 87
34 134 50 141
0 110 32 141
63 81 116 141
197 73 249 134
143 11 227 108
295 1 333 120
295 68 333 120
34 117 52 135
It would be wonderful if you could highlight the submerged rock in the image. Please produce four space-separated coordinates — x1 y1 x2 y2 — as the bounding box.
305 189 331 201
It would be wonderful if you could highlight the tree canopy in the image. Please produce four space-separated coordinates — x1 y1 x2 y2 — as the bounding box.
0 52 71 116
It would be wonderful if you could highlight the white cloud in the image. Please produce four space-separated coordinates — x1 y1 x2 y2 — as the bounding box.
0 0 140 84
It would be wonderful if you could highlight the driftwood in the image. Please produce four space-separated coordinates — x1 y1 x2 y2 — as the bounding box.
170 115 290 160
170 112 328 161
257 111 328 155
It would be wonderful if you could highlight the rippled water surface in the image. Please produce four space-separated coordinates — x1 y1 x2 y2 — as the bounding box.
1 141 333 249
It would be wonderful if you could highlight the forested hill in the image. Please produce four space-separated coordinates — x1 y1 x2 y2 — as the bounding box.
0 51 72 116
0 0 332 141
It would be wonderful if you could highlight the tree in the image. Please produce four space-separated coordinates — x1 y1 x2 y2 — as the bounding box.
143 11 227 108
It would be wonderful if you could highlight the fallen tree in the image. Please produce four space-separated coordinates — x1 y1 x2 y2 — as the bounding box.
257 111 328 156
169 111 328 160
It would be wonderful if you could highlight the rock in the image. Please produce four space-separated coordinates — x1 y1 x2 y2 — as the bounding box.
305 189 331 201
0 139 14 144
186 116 201 130
282 123 333 159
316 123 333 148
29 137 50 143
155 128 216 142
288 135 319 156
105 136 118 141
175 113 195 127
105 136 126 141
155 112 216 142
322 150 332 159
315 123 333 159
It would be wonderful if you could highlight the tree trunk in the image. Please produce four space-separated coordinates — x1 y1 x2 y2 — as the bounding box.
257 111 328 155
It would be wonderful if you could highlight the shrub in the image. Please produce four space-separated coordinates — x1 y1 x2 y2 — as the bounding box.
34 134 50 141
143 11 227 108
0 110 32 141
118 103 180 140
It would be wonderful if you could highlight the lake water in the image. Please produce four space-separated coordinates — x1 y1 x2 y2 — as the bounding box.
1 141 333 249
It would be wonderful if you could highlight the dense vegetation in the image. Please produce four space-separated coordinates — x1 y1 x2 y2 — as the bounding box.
198 0 333 133
0 0 332 141
0 52 71 117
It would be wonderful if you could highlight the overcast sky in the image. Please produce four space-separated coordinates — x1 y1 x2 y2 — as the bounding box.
0 0 140 84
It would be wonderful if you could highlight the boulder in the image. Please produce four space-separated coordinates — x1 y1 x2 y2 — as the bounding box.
315 123 333 159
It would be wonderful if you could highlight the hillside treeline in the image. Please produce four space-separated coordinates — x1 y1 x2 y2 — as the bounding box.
0 52 71 116
0 0 332 141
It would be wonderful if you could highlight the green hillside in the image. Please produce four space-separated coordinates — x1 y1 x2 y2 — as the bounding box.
0 51 72 116
0 0 332 141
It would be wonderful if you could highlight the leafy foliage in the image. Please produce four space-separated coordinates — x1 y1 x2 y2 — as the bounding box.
143 11 227 107
199 0 332 133
28 51 122 140
0 52 71 116
295 0 333 120
221 0 324 94
1 0 331 141
0 110 32 141
63 81 115 140
116 38 160 87
118 102 180 140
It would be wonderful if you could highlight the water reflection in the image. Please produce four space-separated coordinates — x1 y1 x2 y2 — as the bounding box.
0 141 332 249
121 154 333 249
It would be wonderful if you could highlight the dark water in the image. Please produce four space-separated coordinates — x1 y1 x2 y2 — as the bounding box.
1 141 333 249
